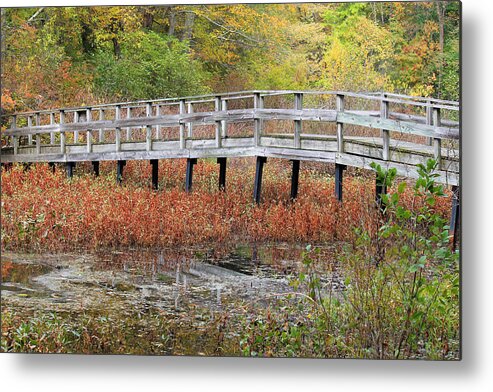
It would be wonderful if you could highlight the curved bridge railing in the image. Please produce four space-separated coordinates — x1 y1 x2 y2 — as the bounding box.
0 90 460 185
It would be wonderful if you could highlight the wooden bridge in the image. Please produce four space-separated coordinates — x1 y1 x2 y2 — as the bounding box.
0 90 460 236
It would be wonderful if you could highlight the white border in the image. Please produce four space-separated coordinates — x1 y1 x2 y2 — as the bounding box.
2 1 492 391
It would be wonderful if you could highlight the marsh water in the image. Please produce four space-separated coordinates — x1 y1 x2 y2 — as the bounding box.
1 244 338 312
2 244 343 333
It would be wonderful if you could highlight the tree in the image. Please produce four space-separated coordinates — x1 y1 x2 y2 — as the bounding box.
93 30 209 100
319 11 395 92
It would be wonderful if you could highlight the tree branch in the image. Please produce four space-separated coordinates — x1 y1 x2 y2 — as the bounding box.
27 7 45 25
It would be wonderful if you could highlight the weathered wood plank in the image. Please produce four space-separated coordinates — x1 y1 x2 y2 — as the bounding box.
335 152 459 186
337 112 459 140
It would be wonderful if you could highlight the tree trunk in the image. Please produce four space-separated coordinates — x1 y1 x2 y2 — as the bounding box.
168 7 176 37
142 8 153 29
81 22 95 54
112 37 121 59
182 12 195 41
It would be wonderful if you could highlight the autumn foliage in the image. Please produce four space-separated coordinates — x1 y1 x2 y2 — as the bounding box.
0 159 451 252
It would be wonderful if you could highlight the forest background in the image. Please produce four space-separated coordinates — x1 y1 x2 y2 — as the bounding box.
1 1 459 116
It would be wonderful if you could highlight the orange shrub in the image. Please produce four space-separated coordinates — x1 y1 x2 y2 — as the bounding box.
0 159 452 252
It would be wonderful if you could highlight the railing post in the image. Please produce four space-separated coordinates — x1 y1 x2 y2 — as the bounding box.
35 113 41 155
11 115 17 154
221 98 228 138
27 115 33 145
187 102 194 138
215 95 222 148
156 104 161 140
179 99 186 149
254 92 263 146
60 110 66 154
433 107 442 168
426 100 433 146
126 107 132 141
73 110 79 144
146 102 152 152
381 96 390 161
13 135 18 155
99 109 105 143
294 92 303 149
50 112 55 145
336 94 345 153
86 108 92 153
115 105 121 152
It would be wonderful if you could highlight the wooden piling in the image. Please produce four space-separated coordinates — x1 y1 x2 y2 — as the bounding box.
254 156 267 204
290 159 300 200
375 174 387 209
450 185 460 249
217 157 227 191
185 158 197 192
92 161 100 177
335 163 346 202
66 162 75 178
117 160 126 184
150 159 159 190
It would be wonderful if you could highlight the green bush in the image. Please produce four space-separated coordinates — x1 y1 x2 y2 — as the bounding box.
93 31 210 100
239 159 459 359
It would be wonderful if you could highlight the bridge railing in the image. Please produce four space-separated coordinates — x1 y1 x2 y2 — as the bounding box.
1 90 459 168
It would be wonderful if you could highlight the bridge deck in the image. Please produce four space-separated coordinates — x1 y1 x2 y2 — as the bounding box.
0 90 460 186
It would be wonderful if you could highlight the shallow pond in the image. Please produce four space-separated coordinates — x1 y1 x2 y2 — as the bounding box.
2 243 345 355
2 244 343 315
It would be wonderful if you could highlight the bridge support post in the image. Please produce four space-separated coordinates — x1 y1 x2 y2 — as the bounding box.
48 162 56 173
290 159 300 201
335 163 346 202
254 156 267 204
117 160 126 184
1 163 13 171
375 175 387 210
185 158 197 193
150 159 159 190
92 161 100 177
66 162 75 179
217 157 227 191
450 185 460 249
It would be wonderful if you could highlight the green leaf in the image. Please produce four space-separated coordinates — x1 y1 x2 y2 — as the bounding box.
398 182 407 194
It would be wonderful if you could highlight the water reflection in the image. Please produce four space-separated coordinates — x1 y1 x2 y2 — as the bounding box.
2 243 342 315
